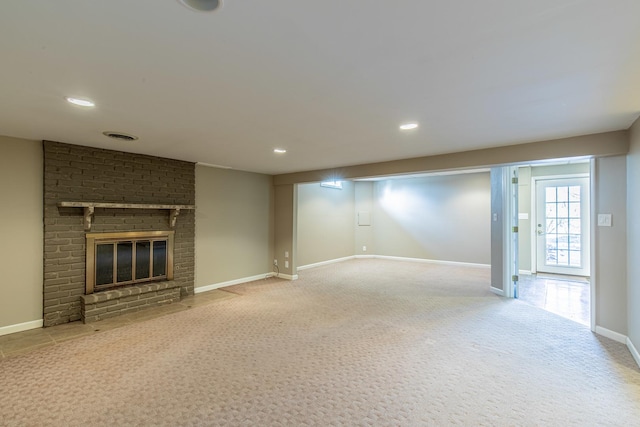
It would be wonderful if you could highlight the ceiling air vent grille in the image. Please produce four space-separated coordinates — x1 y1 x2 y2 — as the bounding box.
102 131 139 141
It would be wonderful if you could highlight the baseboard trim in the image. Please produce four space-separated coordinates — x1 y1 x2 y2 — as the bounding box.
595 326 627 344
519 270 532 275
626 337 640 369
371 255 491 269
490 286 505 296
0 319 43 337
277 273 298 280
195 273 275 294
302 254 490 269
297 256 355 271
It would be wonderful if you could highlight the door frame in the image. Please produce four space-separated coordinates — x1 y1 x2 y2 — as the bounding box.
530 173 590 276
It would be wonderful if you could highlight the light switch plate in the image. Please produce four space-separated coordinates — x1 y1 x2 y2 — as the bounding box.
597 214 612 227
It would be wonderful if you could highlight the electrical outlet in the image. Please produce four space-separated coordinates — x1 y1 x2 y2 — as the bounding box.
273 259 278 266
362 246 367 252
285 261 289 268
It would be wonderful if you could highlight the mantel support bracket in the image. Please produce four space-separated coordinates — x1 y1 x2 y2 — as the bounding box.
170 209 180 229
84 206 95 231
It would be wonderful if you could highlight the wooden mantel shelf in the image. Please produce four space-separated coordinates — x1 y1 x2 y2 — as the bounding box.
57 202 195 231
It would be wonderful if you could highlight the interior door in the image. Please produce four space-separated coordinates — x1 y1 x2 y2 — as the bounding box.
535 177 590 276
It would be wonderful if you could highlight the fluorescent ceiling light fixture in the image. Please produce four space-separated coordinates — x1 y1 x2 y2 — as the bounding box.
65 97 95 107
321 180 343 189
399 122 418 130
273 148 287 154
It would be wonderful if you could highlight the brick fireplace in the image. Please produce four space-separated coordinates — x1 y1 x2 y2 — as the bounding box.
43 141 195 327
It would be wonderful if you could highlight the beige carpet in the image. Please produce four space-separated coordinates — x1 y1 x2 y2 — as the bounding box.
2 259 640 426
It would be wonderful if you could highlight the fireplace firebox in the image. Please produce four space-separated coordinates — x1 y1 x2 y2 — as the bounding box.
86 231 174 294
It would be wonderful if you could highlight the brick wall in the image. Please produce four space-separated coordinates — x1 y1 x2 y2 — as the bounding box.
43 141 195 327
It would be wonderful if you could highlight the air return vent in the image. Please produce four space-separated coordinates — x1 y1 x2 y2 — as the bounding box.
102 131 139 141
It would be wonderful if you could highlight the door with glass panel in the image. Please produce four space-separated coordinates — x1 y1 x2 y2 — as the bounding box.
535 177 590 276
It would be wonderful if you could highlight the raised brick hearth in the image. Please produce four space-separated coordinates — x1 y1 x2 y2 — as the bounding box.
43 141 195 327
80 281 182 323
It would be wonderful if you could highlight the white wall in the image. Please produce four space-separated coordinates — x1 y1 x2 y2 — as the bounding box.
195 165 273 288
373 173 491 264
354 181 374 256
297 181 355 267
0 136 43 332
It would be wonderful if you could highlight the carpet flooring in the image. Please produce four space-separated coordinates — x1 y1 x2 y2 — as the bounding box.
1 259 639 426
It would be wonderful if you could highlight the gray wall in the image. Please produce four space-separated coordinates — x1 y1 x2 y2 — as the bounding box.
595 156 627 334
373 173 491 264
628 117 640 348
297 181 355 267
195 165 273 287
517 163 590 272
0 136 43 330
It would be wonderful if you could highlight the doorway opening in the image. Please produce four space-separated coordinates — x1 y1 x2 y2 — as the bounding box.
515 162 591 326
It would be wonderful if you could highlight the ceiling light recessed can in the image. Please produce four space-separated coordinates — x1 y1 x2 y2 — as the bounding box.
399 122 419 130
65 97 95 107
178 0 222 12
273 148 287 154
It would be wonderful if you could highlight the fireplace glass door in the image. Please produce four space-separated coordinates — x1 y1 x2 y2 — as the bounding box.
86 231 174 294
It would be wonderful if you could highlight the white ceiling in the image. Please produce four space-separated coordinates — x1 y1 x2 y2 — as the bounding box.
1 0 639 175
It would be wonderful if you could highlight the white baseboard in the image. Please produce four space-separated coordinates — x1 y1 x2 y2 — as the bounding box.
519 270 532 275
371 255 491 269
195 272 275 294
595 326 627 344
277 273 298 280
626 337 640 369
490 286 505 296
0 319 43 337
297 256 355 271
303 254 490 269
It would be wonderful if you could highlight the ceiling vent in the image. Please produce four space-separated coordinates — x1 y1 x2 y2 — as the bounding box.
102 131 139 141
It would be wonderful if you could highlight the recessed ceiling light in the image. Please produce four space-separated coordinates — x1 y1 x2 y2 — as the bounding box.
274 148 287 154
65 97 95 107
399 122 419 130
178 0 222 12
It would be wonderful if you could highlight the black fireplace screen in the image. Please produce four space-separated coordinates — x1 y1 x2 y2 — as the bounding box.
95 239 168 288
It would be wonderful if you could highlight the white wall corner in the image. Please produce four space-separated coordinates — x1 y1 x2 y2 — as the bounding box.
626 337 640 368
594 326 628 344
0 319 43 337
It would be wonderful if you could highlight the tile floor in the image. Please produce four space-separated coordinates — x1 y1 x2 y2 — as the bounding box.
517 273 590 326
0 289 237 359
